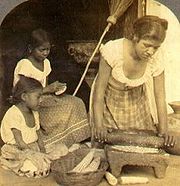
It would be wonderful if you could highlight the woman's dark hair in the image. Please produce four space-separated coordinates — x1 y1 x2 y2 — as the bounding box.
29 28 51 49
11 75 43 104
133 15 168 42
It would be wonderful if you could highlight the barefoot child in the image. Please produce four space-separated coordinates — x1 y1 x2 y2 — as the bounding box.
0 76 68 178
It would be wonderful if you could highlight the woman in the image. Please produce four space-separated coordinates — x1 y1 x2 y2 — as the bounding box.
92 15 176 149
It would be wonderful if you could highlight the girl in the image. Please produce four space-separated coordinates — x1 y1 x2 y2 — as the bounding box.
13 29 90 152
0 76 68 178
92 15 177 151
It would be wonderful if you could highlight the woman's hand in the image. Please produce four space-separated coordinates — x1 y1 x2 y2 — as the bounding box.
43 81 67 94
92 57 111 143
158 132 176 147
93 123 107 143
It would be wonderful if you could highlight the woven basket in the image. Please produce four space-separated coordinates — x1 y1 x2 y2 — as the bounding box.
51 148 108 186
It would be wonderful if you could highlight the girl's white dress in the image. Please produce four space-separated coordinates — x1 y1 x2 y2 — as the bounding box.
1 105 40 145
0 105 50 177
0 105 68 178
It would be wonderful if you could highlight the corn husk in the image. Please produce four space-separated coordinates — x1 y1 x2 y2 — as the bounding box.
70 148 95 173
120 176 149 185
105 171 118 186
82 157 101 173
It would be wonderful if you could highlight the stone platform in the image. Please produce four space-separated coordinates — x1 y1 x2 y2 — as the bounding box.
105 145 169 178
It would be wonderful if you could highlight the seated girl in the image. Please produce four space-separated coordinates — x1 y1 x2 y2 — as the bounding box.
0 76 68 178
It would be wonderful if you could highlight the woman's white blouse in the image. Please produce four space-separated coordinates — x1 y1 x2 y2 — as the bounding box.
100 38 165 87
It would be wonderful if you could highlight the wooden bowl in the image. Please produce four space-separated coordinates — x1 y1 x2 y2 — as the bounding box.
168 101 180 114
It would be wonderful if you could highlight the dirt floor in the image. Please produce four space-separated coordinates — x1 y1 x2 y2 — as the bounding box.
0 154 180 186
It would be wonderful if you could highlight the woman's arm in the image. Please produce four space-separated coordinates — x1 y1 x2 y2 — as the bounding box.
11 128 29 150
43 80 67 94
153 72 167 134
93 56 111 141
153 72 175 147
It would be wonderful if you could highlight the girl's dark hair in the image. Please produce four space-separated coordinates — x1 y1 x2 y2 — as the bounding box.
133 15 168 42
11 75 43 104
29 28 51 49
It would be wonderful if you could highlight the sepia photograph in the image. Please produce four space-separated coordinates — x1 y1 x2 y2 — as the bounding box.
0 0 180 185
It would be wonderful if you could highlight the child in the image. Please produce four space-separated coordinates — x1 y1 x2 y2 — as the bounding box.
0 76 68 178
13 29 90 151
13 29 65 94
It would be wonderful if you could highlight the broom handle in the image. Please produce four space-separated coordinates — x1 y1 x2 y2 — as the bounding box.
89 75 98 147
73 22 112 96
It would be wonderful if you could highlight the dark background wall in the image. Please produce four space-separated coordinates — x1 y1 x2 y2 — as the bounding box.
158 0 180 20
0 0 138 108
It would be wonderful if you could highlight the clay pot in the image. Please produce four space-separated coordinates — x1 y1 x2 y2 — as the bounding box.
168 101 180 114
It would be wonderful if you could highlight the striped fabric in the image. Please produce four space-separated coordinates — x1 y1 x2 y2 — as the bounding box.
103 76 157 132
39 94 90 151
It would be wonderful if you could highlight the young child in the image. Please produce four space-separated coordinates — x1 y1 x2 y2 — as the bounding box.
13 29 90 151
0 76 68 178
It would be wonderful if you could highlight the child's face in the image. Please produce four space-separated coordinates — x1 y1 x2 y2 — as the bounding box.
24 88 42 111
134 38 162 61
32 42 51 62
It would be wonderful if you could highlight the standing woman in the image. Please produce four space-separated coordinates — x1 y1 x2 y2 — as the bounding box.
92 15 176 150
13 29 90 152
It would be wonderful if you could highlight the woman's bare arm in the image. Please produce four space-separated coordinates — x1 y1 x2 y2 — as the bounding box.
153 72 167 134
93 56 111 141
154 72 175 146
43 81 66 94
